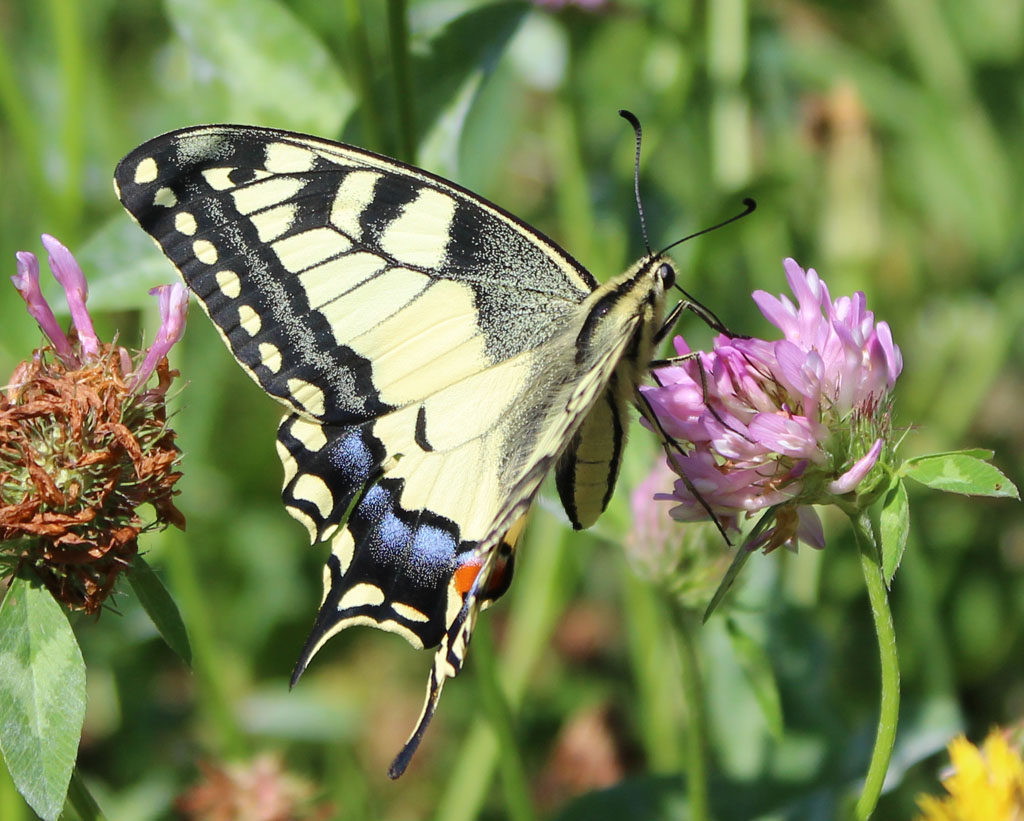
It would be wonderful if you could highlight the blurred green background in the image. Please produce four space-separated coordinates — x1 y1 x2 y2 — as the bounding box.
1 0 1022 818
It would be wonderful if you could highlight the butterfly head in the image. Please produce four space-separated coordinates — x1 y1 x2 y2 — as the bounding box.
571 254 678 371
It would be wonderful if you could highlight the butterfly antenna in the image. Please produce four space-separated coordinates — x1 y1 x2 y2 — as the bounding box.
657 198 757 256
619 110 652 257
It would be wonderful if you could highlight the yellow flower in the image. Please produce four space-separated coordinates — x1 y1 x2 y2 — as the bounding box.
916 729 1024 820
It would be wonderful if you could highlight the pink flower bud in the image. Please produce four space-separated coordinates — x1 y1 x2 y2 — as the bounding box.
130 283 189 390
11 251 74 360
41 234 100 358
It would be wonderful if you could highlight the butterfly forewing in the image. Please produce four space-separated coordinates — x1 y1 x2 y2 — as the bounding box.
115 125 674 776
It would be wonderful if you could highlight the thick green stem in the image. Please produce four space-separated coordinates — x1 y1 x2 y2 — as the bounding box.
472 620 536 821
670 603 711 821
64 768 105 820
434 513 572 821
386 0 415 162
343 0 386 152
0 758 27 821
47 0 85 236
163 529 247 757
851 511 900 820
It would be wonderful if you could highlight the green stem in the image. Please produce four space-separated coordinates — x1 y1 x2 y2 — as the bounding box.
386 0 415 162
163 529 247 757
343 0 386 152
622 569 685 771
0 757 27 821
434 513 572 821
851 511 900 820
48 0 85 237
0 23 54 229
64 768 105 820
669 603 711 821
472 620 536 821
164 341 248 759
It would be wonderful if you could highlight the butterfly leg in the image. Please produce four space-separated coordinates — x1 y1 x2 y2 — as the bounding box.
634 388 733 546
649 351 755 447
655 290 747 344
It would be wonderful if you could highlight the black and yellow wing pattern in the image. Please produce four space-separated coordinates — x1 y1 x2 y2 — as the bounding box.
114 126 677 776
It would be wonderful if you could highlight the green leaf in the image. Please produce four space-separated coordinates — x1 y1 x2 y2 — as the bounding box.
703 508 776 622
165 0 354 134
703 544 753 623
725 618 784 740
0 577 86 821
907 447 995 461
903 453 1020 499
414 1 528 175
127 556 192 667
880 479 910 586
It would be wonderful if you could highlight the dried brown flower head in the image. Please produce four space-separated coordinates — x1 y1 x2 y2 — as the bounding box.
2 235 188 613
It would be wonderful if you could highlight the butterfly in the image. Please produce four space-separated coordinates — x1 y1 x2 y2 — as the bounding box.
114 119 741 776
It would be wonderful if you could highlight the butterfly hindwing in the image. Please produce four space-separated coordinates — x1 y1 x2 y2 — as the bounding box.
115 124 677 776
279 414 457 654
556 374 630 530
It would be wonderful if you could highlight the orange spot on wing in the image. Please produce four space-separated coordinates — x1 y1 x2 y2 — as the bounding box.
454 559 483 596
454 555 511 598
454 514 528 598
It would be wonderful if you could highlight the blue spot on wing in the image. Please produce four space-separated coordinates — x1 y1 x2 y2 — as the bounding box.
330 430 374 481
365 493 457 587
359 484 388 521
377 508 412 554
408 525 458 586
294 471 469 666
278 417 386 540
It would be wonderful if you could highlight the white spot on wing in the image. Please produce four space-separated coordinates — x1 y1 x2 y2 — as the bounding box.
374 620 423 646
292 473 334 519
265 141 316 173
272 227 352 274
379 188 456 268
352 279 484 405
285 503 318 543
290 416 328 452
276 439 298 485
202 167 236 190
134 157 158 184
232 177 305 215
330 170 381 239
392 602 430 623
338 582 386 610
215 270 241 298
175 211 197 236
332 529 356 574
319 267 430 346
237 304 262 335
287 378 326 417
259 342 282 373
193 239 218 264
299 252 387 310
250 204 295 243
154 187 177 208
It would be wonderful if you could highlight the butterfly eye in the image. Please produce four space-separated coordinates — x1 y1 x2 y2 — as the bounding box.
657 263 675 289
